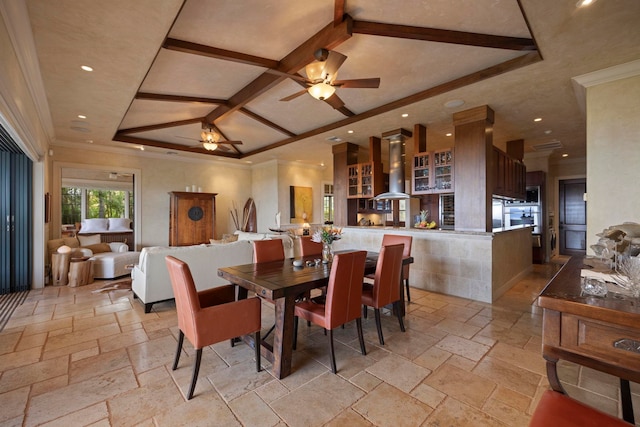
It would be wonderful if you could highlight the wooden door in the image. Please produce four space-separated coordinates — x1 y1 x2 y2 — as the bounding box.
559 178 587 256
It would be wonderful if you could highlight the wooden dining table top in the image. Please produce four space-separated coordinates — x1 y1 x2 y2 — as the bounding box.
217 251 413 301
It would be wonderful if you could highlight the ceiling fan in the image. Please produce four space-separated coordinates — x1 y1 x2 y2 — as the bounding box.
176 126 243 152
279 48 380 102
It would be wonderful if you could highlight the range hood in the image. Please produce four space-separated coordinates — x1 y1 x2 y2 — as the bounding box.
373 132 411 200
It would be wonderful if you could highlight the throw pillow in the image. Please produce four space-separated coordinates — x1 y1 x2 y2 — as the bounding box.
81 218 109 233
83 243 112 254
108 218 132 232
78 234 101 246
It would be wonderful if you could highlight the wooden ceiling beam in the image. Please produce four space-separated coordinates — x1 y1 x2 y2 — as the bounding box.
163 38 280 69
117 117 204 134
112 134 241 158
243 51 542 157
239 108 296 137
135 92 227 105
205 15 353 124
352 20 537 51
334 0 345 26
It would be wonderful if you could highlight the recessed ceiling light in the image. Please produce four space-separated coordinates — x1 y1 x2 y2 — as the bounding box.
534 118 542 122
86 140 93 143
562 153 569 157
544 130 552 134
139 146 144 151
70 126 90 133
81 65 93 72
446 133 452 137
401 113 409 118
347 130 354 134
245 160 252 164
320 162 325 167
444 99 465 108
78 115 86 119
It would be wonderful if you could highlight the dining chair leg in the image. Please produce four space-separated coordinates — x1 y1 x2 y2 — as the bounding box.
293 316 299 350
254 331 261 372
395 301 406 332
328 329 337 374
363 305 368 319
173 330 184 370
374 308 384 345
187 348 202 400
405 278 411 302
356 318 366 355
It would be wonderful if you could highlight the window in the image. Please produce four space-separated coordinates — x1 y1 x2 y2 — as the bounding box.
323 183 334 224
61 187 133 226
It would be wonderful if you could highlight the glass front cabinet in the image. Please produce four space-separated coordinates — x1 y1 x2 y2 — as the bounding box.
347 162 380 199
412 149 454 195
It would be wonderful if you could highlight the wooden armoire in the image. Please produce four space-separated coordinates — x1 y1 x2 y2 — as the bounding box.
168 192 217 246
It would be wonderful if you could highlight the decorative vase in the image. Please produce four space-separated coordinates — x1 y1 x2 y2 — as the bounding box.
322 242 333 264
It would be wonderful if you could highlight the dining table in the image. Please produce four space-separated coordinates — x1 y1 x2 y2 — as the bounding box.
218 250 413 379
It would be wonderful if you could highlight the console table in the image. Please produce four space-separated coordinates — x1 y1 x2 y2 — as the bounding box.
537 256 640 423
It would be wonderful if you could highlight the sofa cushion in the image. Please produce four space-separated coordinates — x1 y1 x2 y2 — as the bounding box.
108 218 132 232
84 242 112 254
78 234 101 246
81 218 109 233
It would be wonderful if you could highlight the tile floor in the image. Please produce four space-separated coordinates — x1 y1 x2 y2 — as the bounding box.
0 262 638 426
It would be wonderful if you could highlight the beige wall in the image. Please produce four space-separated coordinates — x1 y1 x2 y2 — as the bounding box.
50 146 253 248
586 74 640 248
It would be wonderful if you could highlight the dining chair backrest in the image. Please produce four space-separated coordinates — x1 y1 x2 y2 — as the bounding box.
381 234 412 279
325 250 367 329
299 235 323 257
166 255 202 343
253 239 285 263
372 243 404 308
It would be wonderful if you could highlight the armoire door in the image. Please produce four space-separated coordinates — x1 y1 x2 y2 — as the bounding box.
0 151 32 294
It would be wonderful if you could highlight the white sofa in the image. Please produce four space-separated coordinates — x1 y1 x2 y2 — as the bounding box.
47 236 140 280
131 233 294 313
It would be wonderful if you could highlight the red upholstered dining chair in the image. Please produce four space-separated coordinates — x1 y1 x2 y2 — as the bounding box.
529 390 629 426
292 250 368 374
362 243 405 345
165 256 261 400
366 234 413 302
252 239 285 263
298 235 323 257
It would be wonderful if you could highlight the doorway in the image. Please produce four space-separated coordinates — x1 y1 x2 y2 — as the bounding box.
559 178 587 256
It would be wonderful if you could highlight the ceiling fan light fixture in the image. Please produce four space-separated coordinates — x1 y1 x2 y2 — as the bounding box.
200 129 219 144
308 82 335 101
202 142 218 151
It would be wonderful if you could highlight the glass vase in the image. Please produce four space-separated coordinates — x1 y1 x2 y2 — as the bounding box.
322 242 333 264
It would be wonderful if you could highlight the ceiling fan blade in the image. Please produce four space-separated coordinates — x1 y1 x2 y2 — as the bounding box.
333 78 381 89
218 140 243 145
324 92 345 110
216 144 231 152
280 88 308 102
322 50 347 77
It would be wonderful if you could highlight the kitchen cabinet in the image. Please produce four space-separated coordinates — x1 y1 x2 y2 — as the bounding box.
412 149 454 194
357 198 391 213
493 147 526 200
347 162 383 199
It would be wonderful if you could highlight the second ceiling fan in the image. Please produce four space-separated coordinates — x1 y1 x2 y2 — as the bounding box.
279 48 380 103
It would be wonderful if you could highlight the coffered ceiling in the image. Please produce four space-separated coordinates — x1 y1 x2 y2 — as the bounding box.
24 0 640 167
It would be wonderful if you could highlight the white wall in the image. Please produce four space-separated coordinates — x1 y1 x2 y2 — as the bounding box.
586 74 640 248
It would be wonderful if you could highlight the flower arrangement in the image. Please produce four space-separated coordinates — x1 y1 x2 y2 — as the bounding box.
312 226 342 245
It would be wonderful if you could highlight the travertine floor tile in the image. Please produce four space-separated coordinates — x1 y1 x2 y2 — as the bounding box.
425 363 495 408
0 355 68 393
366 354 430 393
270 372 364 427
435 334 490 361
38 402 108 427
425 397 509 427
472 356 542 397
230 391 282 427
353 382 432 426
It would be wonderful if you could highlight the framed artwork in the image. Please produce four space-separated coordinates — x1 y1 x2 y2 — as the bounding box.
290 186 312 223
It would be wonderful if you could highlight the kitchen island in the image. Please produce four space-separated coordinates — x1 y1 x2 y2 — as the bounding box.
332 225 532 303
